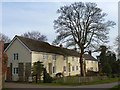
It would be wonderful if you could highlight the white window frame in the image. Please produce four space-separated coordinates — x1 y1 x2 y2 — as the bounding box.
43 53 48 60
76 66 78 70
52 54 57 60
13 67 18 74
13 53 18 60
72 66 74 71
63 66 66 71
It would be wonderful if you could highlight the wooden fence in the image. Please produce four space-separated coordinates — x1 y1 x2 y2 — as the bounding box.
54 76 108 84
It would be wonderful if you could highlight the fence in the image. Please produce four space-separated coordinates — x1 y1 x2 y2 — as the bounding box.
54 76 108 84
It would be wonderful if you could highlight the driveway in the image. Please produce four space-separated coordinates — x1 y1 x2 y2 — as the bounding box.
4 82 120 89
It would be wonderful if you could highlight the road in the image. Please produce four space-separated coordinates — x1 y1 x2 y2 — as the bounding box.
4 82 120 89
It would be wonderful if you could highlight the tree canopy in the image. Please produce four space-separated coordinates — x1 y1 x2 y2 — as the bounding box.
99 45 119 75
53 2 116 76
21 31 47 42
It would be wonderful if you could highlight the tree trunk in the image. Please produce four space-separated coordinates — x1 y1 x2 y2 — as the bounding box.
79 49 85 77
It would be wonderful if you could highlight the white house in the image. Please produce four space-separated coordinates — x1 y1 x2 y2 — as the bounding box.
4 35 99 81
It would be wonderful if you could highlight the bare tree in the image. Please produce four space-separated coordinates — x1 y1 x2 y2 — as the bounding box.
0 33 11 43
53 2 116 76
21 31 47 41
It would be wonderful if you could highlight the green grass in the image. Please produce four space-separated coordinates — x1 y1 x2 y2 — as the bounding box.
110 85 120 90
82 77 120 85
32 77 120 86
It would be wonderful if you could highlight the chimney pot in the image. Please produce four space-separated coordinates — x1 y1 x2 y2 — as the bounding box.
88 50 92 56
60 44 63 47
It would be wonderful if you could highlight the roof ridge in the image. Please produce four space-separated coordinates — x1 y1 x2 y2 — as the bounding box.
15 35 77 52
15 35 50 45
13 35 97 60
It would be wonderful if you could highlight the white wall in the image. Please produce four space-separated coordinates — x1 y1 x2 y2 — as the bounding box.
5 38 31 81
85 60 99 72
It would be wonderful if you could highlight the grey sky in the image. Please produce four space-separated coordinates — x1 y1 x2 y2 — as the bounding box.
1 0 118 53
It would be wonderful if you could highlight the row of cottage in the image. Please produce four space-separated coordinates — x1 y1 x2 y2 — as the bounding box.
4 35 99 81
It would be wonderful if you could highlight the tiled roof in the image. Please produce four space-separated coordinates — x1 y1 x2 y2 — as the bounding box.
15 35 97 61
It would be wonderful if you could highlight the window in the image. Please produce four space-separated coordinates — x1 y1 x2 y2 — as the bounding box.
72 57 74 61
63 66 66 71
13 67 18 74
76 66 78 70
16 68 18 74
64 56 67 60
90 67 93 70
43 53 48 60
53 66 55 73
14 68 15 74
72 66 74 71
52 54 57 60
68 63 70 72
13 53 18 60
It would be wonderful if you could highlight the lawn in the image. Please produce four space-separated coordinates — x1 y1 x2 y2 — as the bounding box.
82 77 120 85
33 77 120 86
110 85 120 90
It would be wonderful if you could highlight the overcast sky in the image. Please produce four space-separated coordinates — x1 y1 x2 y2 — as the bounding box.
0 0 119 53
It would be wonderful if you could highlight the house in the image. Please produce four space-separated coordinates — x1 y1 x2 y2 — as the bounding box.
4 35 99 82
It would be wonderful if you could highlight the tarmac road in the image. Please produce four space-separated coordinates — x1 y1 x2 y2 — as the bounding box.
4 81 120 89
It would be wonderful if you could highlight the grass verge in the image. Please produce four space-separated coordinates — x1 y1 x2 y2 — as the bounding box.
110 85 120 90
32 77 120 86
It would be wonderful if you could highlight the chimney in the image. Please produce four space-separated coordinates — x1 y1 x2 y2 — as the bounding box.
74 47 77 51
88 50 92 56
59 44 63 48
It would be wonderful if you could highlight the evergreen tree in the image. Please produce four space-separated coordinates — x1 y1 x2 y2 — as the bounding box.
43 68 53 83
32 61 44 83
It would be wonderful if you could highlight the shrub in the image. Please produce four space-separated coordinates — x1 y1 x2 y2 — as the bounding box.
43 68 53 83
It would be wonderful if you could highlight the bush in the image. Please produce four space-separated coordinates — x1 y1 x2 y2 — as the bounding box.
43 68 53 83
86 70 99 76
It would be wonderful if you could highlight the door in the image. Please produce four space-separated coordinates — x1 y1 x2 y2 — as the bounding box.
48 63 52 75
